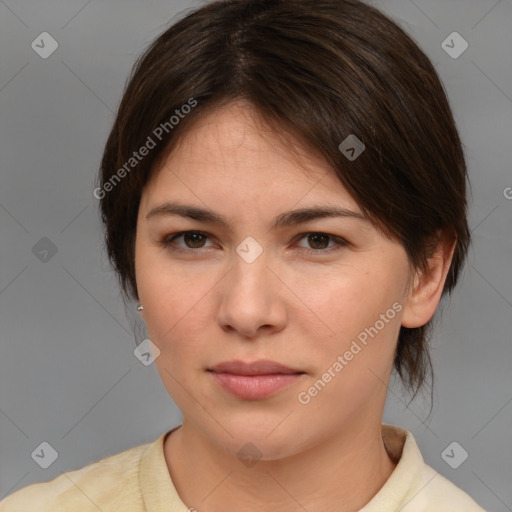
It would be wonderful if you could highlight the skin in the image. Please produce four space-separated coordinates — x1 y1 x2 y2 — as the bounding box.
134 100 455 512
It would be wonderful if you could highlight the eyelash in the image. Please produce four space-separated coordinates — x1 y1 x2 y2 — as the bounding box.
158 230 348 255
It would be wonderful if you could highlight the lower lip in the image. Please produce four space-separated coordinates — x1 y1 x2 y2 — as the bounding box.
209 371 304 400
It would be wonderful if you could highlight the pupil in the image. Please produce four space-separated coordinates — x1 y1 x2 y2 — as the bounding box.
309 234 328 249
182 233 329 250
186 233 204 248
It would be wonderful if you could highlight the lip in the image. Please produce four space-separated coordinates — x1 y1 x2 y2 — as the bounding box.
209 359 303 376
208 359 305 400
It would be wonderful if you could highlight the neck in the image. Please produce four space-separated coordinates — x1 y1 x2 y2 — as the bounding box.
164 419 397 512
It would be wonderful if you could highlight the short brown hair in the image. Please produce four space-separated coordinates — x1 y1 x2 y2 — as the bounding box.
97 0 470 403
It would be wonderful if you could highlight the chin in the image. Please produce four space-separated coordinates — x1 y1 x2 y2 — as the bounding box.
222 434 300 464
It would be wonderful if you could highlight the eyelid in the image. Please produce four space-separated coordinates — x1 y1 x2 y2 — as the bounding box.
159 230 349 254
294 232 349 251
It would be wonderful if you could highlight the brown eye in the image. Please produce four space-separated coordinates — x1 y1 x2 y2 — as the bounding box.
295 232 348 254
159 231 213 251
306 233 330 250
180 232 207 248
158 230 347 255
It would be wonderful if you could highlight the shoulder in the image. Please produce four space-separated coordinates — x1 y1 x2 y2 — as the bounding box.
407 463 486 512
0 440 151 512
376 425 486 512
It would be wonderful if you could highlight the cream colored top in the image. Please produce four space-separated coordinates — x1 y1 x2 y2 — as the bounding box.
0 424 485 511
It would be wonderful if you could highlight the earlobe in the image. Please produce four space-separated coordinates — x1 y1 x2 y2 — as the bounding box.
401 232 457 328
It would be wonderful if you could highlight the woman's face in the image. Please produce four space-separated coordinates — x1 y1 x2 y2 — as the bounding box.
135 101 413 460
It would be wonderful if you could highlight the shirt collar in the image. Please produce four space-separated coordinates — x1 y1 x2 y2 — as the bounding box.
359 424 426 511
139 423 423 512
139 425 187 512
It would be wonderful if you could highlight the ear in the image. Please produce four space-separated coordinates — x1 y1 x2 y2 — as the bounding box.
401 232 457 328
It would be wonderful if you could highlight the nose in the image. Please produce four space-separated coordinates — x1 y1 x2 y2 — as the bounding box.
216 247 287 339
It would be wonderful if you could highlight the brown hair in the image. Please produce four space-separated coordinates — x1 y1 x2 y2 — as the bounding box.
96 0 470 404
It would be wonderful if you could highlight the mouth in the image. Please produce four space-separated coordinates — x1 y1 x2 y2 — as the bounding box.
208 359 305 376
207 359 305 400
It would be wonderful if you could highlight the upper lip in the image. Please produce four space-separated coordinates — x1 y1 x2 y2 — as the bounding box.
209 359 304 376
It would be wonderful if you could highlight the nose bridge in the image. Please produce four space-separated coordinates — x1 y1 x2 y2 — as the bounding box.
230 235 271 293
215 235 285 336
235 235 266 267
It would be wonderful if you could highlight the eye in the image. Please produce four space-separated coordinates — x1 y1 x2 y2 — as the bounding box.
158 231 213 252
294 232 348 254
158 230 348 255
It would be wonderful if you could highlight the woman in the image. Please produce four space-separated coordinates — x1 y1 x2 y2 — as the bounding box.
0 0 486 510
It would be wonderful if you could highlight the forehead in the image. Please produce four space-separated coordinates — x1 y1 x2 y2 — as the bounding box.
143 101 356 208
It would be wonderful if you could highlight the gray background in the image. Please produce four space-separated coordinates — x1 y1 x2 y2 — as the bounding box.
0 0 511 510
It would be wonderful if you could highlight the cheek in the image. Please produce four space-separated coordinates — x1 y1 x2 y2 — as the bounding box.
136 255 216 360
302 264 404 340
136 239 408 356
296 275 403 415
295 262 406 396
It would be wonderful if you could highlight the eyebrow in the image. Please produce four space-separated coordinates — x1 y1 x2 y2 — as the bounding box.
145 201 368 231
